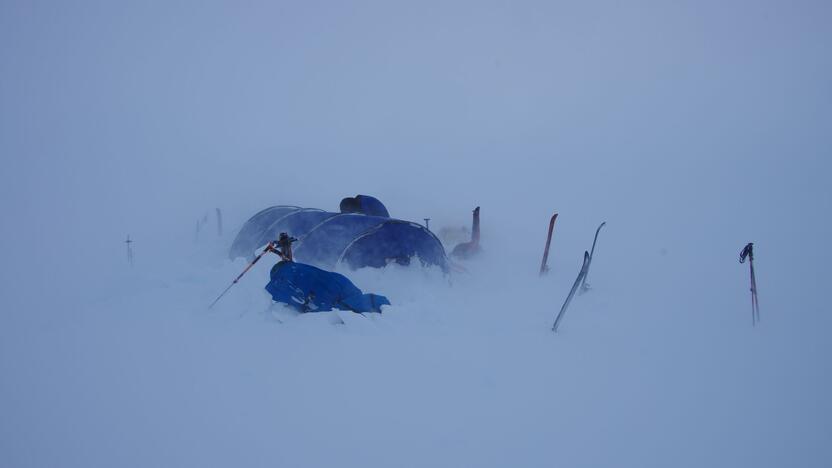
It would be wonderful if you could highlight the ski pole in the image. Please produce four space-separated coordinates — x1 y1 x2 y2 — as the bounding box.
751 260 759 324
125 235 134 267
208 242 276 309
739 242 760 325
216 208 223 237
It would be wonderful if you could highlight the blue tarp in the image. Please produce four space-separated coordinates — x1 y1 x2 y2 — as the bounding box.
265 261 389 313
230 196 448 271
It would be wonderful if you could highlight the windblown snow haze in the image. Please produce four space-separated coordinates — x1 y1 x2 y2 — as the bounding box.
1 1 830 467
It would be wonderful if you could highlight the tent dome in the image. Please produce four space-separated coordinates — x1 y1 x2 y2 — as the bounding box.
230 201 448 271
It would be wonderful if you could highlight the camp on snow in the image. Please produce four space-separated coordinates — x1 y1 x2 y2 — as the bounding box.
230 195 449 272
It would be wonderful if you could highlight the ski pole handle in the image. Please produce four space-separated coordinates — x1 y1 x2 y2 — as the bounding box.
739 242 754 263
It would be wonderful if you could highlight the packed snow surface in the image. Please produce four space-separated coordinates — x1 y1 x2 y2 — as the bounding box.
2 228 830 468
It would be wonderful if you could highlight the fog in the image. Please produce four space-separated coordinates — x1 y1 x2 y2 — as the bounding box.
1 1 831 467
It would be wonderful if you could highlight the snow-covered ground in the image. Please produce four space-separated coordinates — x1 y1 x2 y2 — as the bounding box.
2 214 830 468
2 1 831 467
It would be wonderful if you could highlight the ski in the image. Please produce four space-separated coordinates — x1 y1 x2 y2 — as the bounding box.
580 221 606 293
552 251 590 333
539 213 558 276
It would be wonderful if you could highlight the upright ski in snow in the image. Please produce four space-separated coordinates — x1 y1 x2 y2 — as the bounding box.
552 251 590 333
539 213 558 276
580 221 606 293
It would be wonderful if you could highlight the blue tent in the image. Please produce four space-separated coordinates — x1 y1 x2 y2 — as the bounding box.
266 261 389 313
230 196 448 271
339 195 390 217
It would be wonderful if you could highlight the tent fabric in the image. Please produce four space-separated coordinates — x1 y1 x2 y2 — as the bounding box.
228 206 302 259
265 261 389 313
339 195 390 217
339 220 448 270
230 200 448 271
292 214 389 267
